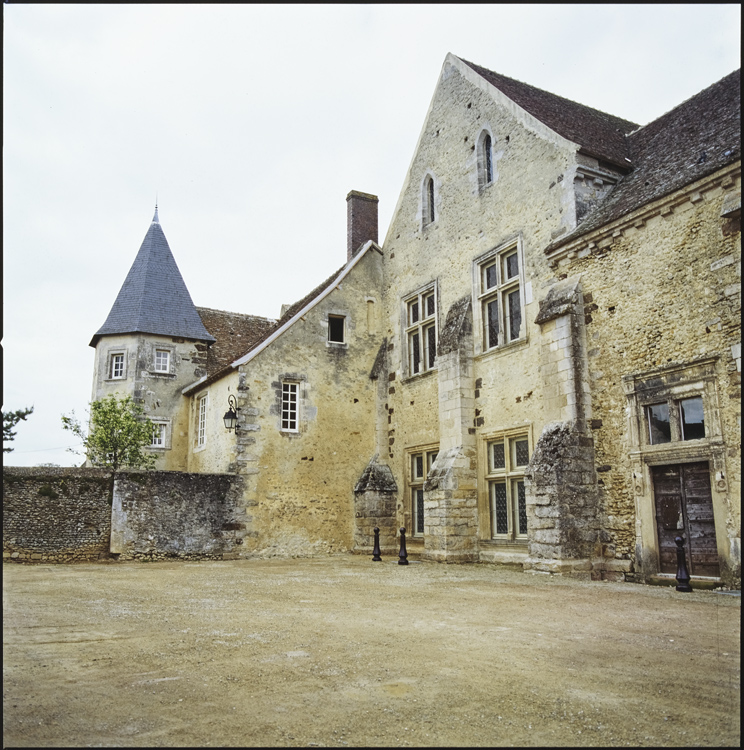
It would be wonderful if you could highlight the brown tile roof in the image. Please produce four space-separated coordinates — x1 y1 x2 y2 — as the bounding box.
196 307 276 375
547 69 741 252
461 58 639 168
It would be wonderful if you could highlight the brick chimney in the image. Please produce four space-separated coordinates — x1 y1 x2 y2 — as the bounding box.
347 190 378 262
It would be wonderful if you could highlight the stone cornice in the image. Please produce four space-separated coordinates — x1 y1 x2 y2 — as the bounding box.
545 161 741 268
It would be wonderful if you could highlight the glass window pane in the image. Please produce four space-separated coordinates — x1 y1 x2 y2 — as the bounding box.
409 300 419 325
647 403 671 444
425 293 435 318
416 489 425 534
516 480 527 535
484 263 497 290
492 483 508 535
486 299 499 348
679 397 705 440
411 332 420 374
507 290 521 341
426 324 437 369
505 252 519 279
491 442 505 470
427 451 438 472
414 454 424 479
513 439 530 466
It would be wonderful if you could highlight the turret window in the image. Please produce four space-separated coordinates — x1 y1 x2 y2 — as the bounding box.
154 349 170 373
109 353 125 380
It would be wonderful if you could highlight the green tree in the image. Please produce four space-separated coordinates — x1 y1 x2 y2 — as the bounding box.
3 406 34 452
61 395 156 471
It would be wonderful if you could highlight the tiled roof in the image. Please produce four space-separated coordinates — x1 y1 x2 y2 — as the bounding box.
548 69 741 251
90 212 215 347
196 307 276 376
461 58 639 167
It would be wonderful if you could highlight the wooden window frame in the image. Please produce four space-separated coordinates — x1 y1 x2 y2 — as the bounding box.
281 381 299 433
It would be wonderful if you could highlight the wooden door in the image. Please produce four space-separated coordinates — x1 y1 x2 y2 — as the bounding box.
652 462 719 577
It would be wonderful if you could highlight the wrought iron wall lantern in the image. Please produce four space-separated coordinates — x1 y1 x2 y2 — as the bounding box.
223 394 240 434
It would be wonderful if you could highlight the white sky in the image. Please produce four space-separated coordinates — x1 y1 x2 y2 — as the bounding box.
3 4 740 466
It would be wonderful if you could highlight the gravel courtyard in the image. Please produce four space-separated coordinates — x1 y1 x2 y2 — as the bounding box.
3 555 740 747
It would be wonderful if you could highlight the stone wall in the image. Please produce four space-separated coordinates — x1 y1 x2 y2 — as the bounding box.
110 471 246 560
3 467 113 563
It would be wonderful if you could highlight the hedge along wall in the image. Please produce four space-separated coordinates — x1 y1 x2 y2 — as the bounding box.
3 467 246 563
3 467 114 563
110 471 247 561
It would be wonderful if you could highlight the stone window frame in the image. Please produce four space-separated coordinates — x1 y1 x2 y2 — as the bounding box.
476 128 495 192
478 427 533 545
107 350 127 381
149 419 171 451
401 281 439 380
622 356 729 579
421 172 437 229
472 237 527 357
407 444 439 538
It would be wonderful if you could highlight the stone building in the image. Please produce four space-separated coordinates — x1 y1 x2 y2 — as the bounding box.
90 54 740 586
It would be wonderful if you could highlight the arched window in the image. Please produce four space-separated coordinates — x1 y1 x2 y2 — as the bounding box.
484 134 493 184
423 175 435 227
478 131 494 190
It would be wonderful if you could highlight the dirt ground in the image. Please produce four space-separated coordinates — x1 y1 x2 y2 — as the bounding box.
3 555 740 748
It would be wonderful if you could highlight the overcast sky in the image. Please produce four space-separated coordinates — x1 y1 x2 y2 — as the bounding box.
3 4 740 466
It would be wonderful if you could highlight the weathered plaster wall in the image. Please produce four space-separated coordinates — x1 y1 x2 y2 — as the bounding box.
227 248 384 556
111 471 246 560
3 467 113 562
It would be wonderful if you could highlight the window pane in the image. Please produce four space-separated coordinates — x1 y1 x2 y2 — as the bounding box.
409 300 419 325
516 481 527 535
484 135 493 183
425 293 435 318
491 442 505 470
426 324 437 369
328 316 344 343
507 290 521 341
484 263 497 290
679 397 705 440
513 439 530 466
647 403 671 444
486 299 499 348
414 454 424 479
411 332 420 374
505 252 519 279
492 483 508 535
416 489 425 534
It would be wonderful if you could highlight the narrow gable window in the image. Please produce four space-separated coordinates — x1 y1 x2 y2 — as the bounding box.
405 286 437 376
328 315 345 344
423 175 436 227
478 131 494 189
281 382 299 432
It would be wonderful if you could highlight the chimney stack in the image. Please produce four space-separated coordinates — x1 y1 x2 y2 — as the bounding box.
347 190 378 262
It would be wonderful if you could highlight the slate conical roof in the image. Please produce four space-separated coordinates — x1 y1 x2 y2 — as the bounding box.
90 208 216 347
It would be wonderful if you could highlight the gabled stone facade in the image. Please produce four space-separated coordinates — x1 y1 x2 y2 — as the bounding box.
86 55 740 587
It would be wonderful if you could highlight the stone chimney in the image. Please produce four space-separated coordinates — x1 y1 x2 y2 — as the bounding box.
347 190 378 262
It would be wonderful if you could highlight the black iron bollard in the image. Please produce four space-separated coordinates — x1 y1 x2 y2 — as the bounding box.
398 527 409 565
675 536 692 592
372 527 382 561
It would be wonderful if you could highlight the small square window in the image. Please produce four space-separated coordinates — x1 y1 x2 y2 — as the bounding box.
154 349 170 373
328 316 345 344
151 423 166 447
